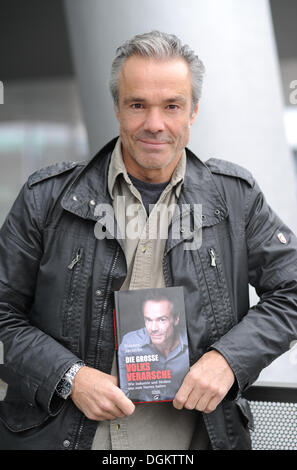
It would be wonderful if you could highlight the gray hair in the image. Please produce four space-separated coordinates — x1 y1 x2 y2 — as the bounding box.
109 30 205 112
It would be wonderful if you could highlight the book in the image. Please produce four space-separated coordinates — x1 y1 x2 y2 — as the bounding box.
114 286 189 403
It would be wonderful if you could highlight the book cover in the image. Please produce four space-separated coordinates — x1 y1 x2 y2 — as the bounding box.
114 286 189 403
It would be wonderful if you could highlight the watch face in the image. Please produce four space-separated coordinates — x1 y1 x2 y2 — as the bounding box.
57 378 72 398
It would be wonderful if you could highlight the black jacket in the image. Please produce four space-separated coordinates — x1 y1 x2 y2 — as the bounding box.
1 137 297 450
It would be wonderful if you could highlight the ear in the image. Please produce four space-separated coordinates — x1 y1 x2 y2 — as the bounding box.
174 315 180 327
190 102 199 126
114 104 120 122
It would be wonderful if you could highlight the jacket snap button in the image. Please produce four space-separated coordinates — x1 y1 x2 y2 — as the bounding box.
72 195 78 202
90 200 96 206
63 439 70 448
95 289 102 296
214 209 220 216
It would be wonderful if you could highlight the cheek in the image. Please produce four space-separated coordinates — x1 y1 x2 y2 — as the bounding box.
161 323 170 334
169 120 190 140
121 115 143 134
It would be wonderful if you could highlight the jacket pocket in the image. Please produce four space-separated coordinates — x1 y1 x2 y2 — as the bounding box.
62 248 83 337
0 383 49 432
203 245 235 336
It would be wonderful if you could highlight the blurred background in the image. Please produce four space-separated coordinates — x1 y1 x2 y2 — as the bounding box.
0 0 296 226
0 0 296 449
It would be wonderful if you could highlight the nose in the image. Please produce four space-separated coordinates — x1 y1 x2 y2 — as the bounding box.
151 320 159 332
143 107 165 134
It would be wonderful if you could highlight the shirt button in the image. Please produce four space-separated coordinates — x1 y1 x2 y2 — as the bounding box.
63 439 70 448
95 289 102 296
114 424 120 431
141 245 147 253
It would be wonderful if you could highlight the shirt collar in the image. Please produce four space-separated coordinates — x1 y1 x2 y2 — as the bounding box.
108 137 186 200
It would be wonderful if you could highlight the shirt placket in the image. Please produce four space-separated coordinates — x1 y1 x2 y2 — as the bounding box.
129 183 175 290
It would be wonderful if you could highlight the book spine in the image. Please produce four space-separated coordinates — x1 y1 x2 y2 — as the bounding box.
112 308 117 350
113 292 120 351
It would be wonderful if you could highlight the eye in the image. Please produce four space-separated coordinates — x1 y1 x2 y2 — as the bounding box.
167 104 179 110
131 103 143 109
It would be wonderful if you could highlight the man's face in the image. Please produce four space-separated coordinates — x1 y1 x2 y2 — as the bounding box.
114 55 198 181
143 300 179 348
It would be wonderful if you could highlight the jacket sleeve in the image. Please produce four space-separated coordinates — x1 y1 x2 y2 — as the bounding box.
211 178 297 393
0 181 81 414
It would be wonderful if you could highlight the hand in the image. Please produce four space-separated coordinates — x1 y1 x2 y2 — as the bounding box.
71 366 135 421
173 350 235 413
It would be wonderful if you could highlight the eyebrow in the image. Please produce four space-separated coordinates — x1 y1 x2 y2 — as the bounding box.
123 96 187 105
144 315 169 321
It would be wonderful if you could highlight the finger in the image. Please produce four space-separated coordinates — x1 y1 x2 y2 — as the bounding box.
173 383 193 409
173 388 191 410
182 390 201 410
195 393 214 412
113 387 135 415
203 395 221 414
95 411 116 421
76 402 116 421
99 402 126 420
173 367 199 409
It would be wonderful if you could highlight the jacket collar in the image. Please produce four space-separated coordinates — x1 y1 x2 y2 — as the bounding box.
61 137 228 229
179 147 228 227
61 138 117 221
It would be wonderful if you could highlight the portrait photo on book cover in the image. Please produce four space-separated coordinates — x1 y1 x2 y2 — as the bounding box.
114 286 190 403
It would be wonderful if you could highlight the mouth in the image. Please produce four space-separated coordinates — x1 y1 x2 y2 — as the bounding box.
138 139 168 148
151 334 163 340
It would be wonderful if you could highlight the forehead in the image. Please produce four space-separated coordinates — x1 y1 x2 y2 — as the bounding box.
118 55 192 100
144 300 172 317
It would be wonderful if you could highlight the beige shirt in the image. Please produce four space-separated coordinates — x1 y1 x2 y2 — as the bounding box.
91 138 208 450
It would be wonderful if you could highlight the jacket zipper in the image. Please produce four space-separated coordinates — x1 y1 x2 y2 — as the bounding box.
209 248 216 267
208 248 221 284
73 243 121 450
68 248 82 270
63 248 83 337
96 244 121 368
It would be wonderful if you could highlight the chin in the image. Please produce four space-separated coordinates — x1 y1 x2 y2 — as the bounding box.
137 155 174 170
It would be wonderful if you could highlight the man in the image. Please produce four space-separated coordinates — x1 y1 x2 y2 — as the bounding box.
0 30 297 450
118 296 189 401
142 298 182 357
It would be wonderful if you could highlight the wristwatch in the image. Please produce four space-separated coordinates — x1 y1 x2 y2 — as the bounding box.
56 361 85 399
